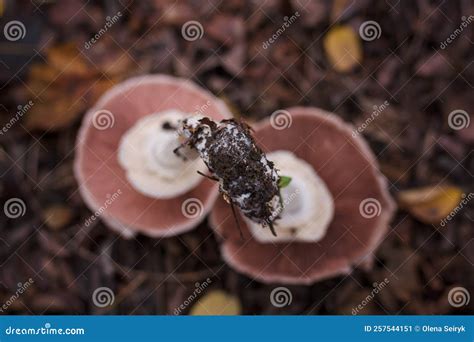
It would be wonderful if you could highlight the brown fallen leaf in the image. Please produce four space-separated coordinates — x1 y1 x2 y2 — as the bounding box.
43 205 73 230
323 25 362 73
83 39 136 78
25 79 89 131
86 77 119 104
28 63 60 84
397 185 464 224
46 43 95 78
24 43 119 131
189 290 241 315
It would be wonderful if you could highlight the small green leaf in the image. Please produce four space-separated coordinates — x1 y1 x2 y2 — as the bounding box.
278 176 292 188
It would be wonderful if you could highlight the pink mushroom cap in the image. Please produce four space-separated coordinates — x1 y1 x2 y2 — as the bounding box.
74 75 232 237
209 107 396 284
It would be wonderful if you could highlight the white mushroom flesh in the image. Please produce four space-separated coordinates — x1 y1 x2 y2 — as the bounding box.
118 110 207 199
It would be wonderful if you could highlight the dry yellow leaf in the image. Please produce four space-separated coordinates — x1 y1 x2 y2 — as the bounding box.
190 290 241 315
46 43 94 78
43 205 73 230
397 185 464 224
323 25 362 72
28 63 59 84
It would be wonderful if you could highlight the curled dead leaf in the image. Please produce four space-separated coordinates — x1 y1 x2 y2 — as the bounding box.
190 290 241 315
323 25 362 72
397 185 465 224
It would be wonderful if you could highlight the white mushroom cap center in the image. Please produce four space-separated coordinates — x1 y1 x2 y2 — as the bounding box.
146 132 198 176
245 150 334 243
118 110 206 199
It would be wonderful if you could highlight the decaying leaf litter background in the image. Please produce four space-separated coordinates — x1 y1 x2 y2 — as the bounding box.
0 0 473 315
